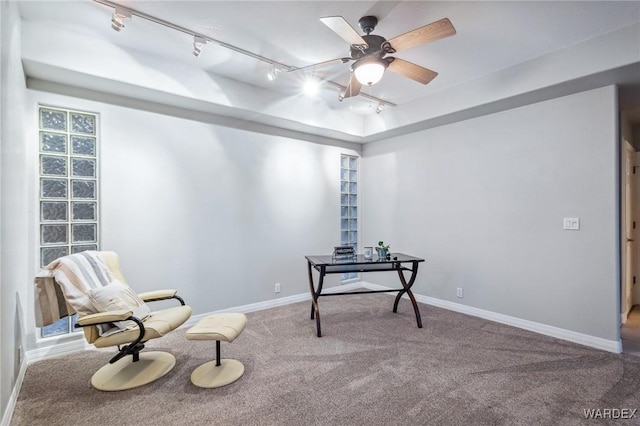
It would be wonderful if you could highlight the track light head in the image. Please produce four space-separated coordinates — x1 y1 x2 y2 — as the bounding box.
267 65 281 81
192 36 206 57
111 8 131 32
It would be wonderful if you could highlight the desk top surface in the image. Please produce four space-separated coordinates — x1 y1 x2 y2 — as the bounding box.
305 253 424 267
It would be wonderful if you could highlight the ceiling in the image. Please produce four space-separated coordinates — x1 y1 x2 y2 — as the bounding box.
17 1 640 143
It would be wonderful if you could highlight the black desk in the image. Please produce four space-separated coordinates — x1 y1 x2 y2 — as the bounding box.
305 253 425 337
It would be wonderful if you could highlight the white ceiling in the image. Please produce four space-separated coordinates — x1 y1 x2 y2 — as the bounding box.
17 1 640 143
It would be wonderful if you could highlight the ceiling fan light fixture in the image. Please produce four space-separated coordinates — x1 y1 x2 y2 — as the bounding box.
353 57 387 86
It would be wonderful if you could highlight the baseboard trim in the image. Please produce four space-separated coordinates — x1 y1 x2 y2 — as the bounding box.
621 305 632 325
361 281 622 354
25 280 621 362
1 356 28 426
182 281 362 327
26 281 623 358
26 337 94 362
181 292 309 328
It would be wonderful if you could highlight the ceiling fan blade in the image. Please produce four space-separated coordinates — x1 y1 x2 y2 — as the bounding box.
339 74 362 100
288 57 351 74
387 18 456 53
320 16 368 50
387 58 438 85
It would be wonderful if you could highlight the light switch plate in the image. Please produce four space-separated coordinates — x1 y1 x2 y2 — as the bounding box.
563 217 580 230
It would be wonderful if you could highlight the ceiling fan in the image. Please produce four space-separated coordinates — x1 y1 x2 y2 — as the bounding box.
292 15 456 100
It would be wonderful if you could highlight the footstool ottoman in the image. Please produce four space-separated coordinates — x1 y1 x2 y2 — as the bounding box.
186 313 247 388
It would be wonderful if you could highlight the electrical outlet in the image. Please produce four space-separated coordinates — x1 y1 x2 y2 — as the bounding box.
563 217 580 230
456 288 463 298
275 283 281 293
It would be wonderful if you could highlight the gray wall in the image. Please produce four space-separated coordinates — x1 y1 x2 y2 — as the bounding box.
361 86 619 341
0 1 28 421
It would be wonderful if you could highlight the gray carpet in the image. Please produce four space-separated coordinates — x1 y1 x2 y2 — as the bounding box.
11 294 640 425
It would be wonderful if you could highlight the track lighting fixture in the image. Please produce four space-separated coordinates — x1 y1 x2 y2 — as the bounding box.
110 7 131 31
267 66 280 81
376 103 384 114
94 0 396 111
192 36 206 57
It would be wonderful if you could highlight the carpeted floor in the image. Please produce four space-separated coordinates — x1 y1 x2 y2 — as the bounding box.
11 294 640 425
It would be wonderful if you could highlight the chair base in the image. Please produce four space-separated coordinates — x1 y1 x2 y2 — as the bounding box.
190 359 244 388
91 351 176 391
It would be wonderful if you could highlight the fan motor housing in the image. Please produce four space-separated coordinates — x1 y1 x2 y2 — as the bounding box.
350 34 387 59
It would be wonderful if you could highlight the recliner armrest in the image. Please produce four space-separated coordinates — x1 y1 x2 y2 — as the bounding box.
77 310 133 326
138 289 177 302
138 289 185 306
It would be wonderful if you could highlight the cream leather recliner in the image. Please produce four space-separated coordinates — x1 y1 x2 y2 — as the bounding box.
35 251 192 391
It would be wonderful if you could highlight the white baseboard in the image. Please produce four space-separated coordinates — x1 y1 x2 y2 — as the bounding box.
26 337 94 362
361 281 622 354
621 304 633 325
180 291 311 328
26 281 622 359
1 355 28 426
182 282 363 327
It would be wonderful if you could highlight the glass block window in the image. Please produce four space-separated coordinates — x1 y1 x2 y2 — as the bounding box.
340 154 358 281
38 106 99 338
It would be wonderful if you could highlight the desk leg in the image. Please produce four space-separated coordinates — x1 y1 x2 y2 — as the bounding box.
307 261 324 337
392 261 423 328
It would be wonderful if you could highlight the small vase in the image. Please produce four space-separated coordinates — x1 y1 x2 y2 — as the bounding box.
375 247 388 259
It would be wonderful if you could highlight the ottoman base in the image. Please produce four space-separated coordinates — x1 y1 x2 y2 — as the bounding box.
190 358 245 388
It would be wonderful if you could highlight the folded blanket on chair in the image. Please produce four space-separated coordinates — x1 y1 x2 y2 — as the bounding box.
34 251 113 327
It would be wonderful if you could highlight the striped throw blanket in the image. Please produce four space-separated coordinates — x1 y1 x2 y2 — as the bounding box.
34 251 113 327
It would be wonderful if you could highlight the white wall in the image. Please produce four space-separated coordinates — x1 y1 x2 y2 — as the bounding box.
0 0 28 422
362 86 619 342
24 89 358 350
